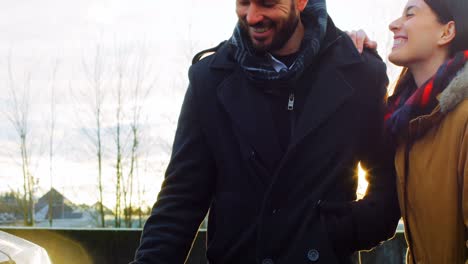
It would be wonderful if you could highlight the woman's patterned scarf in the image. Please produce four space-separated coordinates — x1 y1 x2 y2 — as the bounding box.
385 50 468 139
228 0 328 82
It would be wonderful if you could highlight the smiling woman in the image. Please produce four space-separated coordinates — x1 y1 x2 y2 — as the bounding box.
388 0 455 87
376 0 468 262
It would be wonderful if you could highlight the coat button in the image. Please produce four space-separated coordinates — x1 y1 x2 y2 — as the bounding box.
307 249 319 262
262 258 274 264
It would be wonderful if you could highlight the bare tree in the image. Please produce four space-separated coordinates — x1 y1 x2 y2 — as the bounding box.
75 41 157 228
4 53 35 226
112 43 128 228
108 42 156 228
47 59 60 227
79 44 108 227
123 44 155 228
136 152 157 228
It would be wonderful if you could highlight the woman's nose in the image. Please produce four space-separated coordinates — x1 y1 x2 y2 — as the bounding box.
389 17 401 32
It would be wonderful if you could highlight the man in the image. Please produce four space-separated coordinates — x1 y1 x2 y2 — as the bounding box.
132 0 400 263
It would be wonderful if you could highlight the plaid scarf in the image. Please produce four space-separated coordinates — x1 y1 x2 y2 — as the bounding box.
228 0 328 82
385 50 468 139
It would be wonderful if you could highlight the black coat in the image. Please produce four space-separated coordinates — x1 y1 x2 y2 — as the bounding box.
133 21 400 264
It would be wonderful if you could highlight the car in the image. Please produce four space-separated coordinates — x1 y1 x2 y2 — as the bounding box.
0 231 51 264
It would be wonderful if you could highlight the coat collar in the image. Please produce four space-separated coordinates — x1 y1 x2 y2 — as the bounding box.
439 62 468 113
215 18 363 177
209 17 363 71
408 62 468 139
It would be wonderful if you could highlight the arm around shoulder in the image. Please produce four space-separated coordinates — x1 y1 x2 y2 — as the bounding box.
320 59 400 254
352 59 400 250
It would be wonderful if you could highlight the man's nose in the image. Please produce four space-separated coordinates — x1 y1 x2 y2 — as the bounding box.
245 4 264 25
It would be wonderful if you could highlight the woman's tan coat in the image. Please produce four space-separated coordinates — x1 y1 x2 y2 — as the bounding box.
395 63 468 264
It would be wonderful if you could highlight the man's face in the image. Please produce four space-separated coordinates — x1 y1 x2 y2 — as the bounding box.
236 0 301 54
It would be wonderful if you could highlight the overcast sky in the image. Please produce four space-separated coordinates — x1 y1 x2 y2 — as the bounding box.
0 0 406 208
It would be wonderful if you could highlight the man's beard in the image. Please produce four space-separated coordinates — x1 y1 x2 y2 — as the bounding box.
239 8 300 54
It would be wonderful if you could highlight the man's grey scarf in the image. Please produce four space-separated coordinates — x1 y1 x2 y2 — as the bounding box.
228 0 328 82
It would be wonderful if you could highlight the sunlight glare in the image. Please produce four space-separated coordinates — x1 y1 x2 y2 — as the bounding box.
356 162 369 200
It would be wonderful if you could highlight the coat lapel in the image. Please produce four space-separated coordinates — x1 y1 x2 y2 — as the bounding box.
291 67 354 148
217 68 283 176
212 29 363 180
289 28 364 149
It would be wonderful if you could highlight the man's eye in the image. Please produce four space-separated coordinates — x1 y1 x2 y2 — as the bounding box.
263 0 276 7
405 13 414 18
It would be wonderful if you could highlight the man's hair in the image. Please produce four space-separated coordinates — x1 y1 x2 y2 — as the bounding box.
425 0 468 55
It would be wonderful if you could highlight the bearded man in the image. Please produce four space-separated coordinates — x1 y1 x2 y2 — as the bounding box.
132 0 400 263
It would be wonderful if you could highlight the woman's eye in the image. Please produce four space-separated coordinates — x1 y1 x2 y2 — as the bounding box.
405 13 414 18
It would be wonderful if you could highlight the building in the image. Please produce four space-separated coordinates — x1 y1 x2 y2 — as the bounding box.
35 188 83 220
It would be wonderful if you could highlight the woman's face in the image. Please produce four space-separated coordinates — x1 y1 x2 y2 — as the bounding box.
388 0 448 67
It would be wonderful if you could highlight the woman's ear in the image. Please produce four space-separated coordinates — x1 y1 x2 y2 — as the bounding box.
438 21 456 46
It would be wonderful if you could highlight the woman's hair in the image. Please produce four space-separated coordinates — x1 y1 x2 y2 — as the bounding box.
392 0 468 96
424 0 468 55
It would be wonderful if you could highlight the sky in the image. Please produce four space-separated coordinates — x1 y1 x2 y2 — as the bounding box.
0 0 407 209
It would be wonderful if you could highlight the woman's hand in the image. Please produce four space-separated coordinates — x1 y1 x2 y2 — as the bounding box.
346 29 377 54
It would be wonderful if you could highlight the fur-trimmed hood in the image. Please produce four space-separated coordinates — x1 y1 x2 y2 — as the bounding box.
439 62 468 113
408 62 468 140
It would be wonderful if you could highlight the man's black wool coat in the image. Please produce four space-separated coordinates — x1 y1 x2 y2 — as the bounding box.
133 19 400 264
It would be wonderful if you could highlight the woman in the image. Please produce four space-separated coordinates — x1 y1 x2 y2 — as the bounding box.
351 0 468 263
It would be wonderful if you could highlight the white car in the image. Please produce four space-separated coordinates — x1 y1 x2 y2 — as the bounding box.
0 231 51 264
